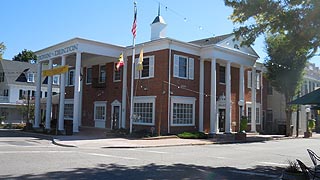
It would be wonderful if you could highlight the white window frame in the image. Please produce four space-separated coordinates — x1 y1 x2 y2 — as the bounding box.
219 65 226 84
64 99 74 120
99 65 106 83
53 75 60 85
27 73 35 82
86 67 92 84
246 102 261 124
173 54 194 80
247 71 252 88
67 70 75 86
94 101 107 122
113 63 121 82
134 56 155 79
132 96 156 125
171 96 196 126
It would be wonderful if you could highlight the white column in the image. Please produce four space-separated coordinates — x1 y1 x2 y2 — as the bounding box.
34 62 42 128
58 56 66 131
45 59 53 130
210 58 218 134
251 67 257 132
225 61 232 133
121 55 127 128
239 65 245 116
73 52 81 133
199 59 204 132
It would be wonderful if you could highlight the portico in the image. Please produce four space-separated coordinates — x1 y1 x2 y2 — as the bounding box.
34 38 124 133
198 40 258 134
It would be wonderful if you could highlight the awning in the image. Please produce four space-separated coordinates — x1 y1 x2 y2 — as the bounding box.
289 88 320 105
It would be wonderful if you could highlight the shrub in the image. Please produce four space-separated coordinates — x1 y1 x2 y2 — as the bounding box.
308 119 316 132
177 132 208 139
239 116 248 133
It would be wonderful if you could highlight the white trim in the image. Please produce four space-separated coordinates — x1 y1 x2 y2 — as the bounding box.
86 67 92 84
113 63 121 82
171 96 196 126
173 54 194 80
132 96 156 126
246 102 261 125
111 100 121 129
94 101 107 128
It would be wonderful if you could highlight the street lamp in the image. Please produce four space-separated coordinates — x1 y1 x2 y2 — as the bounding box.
305 106 311 134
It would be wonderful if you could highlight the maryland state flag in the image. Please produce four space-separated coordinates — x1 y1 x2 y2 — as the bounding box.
116 53 124 71
137 48 143 71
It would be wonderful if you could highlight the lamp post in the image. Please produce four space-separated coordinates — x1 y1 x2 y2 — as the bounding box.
305 106 311 136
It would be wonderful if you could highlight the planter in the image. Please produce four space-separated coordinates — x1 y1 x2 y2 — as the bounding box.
304 131 312 138
235 132 246 141
281 171 306 180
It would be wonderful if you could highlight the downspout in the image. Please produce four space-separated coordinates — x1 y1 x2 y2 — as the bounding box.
167 40 172 134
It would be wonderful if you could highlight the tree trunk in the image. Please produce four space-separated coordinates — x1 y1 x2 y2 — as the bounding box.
285 104 293 137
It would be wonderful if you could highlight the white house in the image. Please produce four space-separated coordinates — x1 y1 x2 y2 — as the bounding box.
0 59 60 124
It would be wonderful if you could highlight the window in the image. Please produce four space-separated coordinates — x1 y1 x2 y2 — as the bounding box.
173 54 194 80
135 56 154 79
219 66 226 83
113 64 121 82
99 65 106 83
133 96 156 125
27 73 35 82
256 72 260 90
0 72 4 82
3 89 8 96
94 102 106 121
68 70 75 86
171 96 195 126
247 107 252 124
256 107 260 124
246 102 261 124
64 101 74 119
248 71 260 89
53 75 59 85
86 67 92 84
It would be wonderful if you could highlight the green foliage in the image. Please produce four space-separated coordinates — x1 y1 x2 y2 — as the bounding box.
12 49 37 62
177 132 208 139
264 34 308 136
239 116 248 132
308 119 316 132
224 0 320 57
0 42 6 59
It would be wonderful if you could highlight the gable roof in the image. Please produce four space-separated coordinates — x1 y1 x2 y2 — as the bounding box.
0 59 42 86
189 34 233 46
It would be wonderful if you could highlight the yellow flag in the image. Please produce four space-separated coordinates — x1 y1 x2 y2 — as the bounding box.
42 65 69 77
137 48 143 71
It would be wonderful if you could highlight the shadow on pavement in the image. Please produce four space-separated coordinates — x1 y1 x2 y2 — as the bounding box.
0 163 283 180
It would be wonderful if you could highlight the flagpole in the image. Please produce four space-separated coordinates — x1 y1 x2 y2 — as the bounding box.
129 1 137 134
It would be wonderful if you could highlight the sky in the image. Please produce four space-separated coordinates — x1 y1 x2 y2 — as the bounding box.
2 0 320 66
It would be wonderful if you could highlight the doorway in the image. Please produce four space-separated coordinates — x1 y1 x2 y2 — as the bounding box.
112 106 120 130
111 100 121 130
218 109 226 132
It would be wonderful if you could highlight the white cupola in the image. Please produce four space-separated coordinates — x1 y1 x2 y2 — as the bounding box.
150 4 167 41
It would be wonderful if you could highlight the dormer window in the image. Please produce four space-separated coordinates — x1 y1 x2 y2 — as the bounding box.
27 73 35 82
234 44 240 49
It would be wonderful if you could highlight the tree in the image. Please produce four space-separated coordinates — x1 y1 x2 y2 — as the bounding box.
0 42 6 59
224 0 320 57
265 34 308 136
12 49 37 62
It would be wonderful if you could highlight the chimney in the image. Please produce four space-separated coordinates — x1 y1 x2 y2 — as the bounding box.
150 4 167 41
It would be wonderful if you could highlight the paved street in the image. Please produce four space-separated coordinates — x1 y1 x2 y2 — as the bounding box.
0 130 318 180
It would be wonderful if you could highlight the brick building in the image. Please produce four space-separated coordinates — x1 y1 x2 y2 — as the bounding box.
34 13 262 135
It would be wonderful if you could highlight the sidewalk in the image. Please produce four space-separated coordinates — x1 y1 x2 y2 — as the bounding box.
50 127 315 148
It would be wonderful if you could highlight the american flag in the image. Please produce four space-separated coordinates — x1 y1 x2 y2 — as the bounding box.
131 2 137 38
